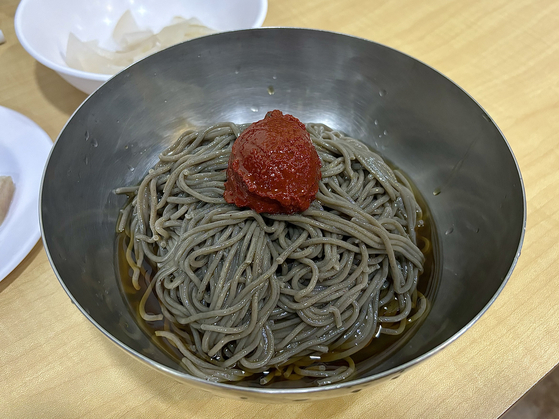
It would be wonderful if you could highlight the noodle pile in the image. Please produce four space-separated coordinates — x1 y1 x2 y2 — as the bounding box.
116 121 427 385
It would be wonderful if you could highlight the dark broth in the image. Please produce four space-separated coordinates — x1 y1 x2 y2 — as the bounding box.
115 183 439 384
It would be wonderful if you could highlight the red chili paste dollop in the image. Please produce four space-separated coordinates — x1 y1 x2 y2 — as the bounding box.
224 110 322 214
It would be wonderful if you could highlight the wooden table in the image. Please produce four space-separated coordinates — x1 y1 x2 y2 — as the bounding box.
1 0 558 417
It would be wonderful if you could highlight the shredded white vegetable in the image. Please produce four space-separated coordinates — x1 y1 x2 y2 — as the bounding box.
65 11 216 75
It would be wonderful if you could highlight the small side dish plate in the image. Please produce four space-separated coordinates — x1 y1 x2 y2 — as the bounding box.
0 106 52 282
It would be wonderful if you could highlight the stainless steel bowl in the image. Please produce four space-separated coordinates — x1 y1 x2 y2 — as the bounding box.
41 28 525 402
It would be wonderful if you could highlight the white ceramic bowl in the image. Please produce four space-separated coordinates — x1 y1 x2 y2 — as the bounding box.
15 0 267 94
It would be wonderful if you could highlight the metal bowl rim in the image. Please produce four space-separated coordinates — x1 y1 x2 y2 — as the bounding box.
39 27 527 396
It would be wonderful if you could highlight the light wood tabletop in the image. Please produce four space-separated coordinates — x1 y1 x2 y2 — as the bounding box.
1 0 558 418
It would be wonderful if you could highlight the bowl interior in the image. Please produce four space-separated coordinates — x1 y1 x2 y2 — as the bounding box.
16 0 267 73
40 28 524 401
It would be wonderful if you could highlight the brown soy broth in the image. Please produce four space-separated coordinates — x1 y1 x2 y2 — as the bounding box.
115 232 185 365
115 196 438 384
115 156 440 385
348 186 439 367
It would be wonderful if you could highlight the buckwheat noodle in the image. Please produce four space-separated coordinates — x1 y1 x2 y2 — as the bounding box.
116 121 428 385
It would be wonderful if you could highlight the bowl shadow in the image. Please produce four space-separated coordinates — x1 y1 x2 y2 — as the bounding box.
0 240 42 294
33 62 87 116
